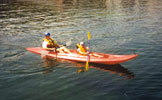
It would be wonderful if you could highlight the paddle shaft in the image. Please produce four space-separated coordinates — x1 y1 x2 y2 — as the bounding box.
85 32 90 71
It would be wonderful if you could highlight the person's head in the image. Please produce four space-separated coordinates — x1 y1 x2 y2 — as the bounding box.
45 32 50 39
80 42 85 46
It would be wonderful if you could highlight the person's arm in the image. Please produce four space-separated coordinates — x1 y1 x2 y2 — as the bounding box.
42 41 55 51
42 41 48 48
43 48 56 51
55 44 60 48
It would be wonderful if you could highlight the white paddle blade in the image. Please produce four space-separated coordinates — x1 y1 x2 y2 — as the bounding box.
66 40 72 46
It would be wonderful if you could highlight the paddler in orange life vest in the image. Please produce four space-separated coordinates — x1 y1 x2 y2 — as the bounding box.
42 32 71 53
76 42 89 55
76 42 103 57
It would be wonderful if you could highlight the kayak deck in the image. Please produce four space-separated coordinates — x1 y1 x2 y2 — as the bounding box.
26 47 138 65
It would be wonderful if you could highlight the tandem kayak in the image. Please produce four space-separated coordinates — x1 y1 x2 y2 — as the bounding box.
26 47 138 65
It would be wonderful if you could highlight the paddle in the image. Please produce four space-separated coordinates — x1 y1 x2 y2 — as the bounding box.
85 32 91 71
64 40 72 47
41 39 72 58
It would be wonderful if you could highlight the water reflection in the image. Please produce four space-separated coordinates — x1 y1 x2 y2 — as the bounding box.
1 0 159 40
42 58 59 74
0 0 10 13
121 0 136 8
0 0 10 4
76 63 135 79
43 58 135 79
10 0 150 13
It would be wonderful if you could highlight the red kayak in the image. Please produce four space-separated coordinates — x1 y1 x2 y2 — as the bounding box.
26 47 138 65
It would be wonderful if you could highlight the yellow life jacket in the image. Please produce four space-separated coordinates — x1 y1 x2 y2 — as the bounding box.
43 38 56 48
76 43 87 55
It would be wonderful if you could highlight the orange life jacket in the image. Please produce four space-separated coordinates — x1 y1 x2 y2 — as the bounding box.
76 43 87 55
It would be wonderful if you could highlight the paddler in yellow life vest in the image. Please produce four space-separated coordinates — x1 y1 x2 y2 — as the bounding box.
42 32 71 53
76 42 103 57
76 42 89 55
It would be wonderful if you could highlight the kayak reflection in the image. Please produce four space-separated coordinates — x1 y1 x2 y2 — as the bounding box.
76 63 135 79
42 58 134 79
42 58 59 74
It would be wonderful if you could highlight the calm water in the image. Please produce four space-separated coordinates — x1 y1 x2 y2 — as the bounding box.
0 0 162 100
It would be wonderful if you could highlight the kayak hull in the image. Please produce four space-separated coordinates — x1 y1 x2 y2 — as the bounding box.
26 47 138 65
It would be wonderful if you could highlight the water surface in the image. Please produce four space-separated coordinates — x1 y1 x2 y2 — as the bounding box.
0 0 162 100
